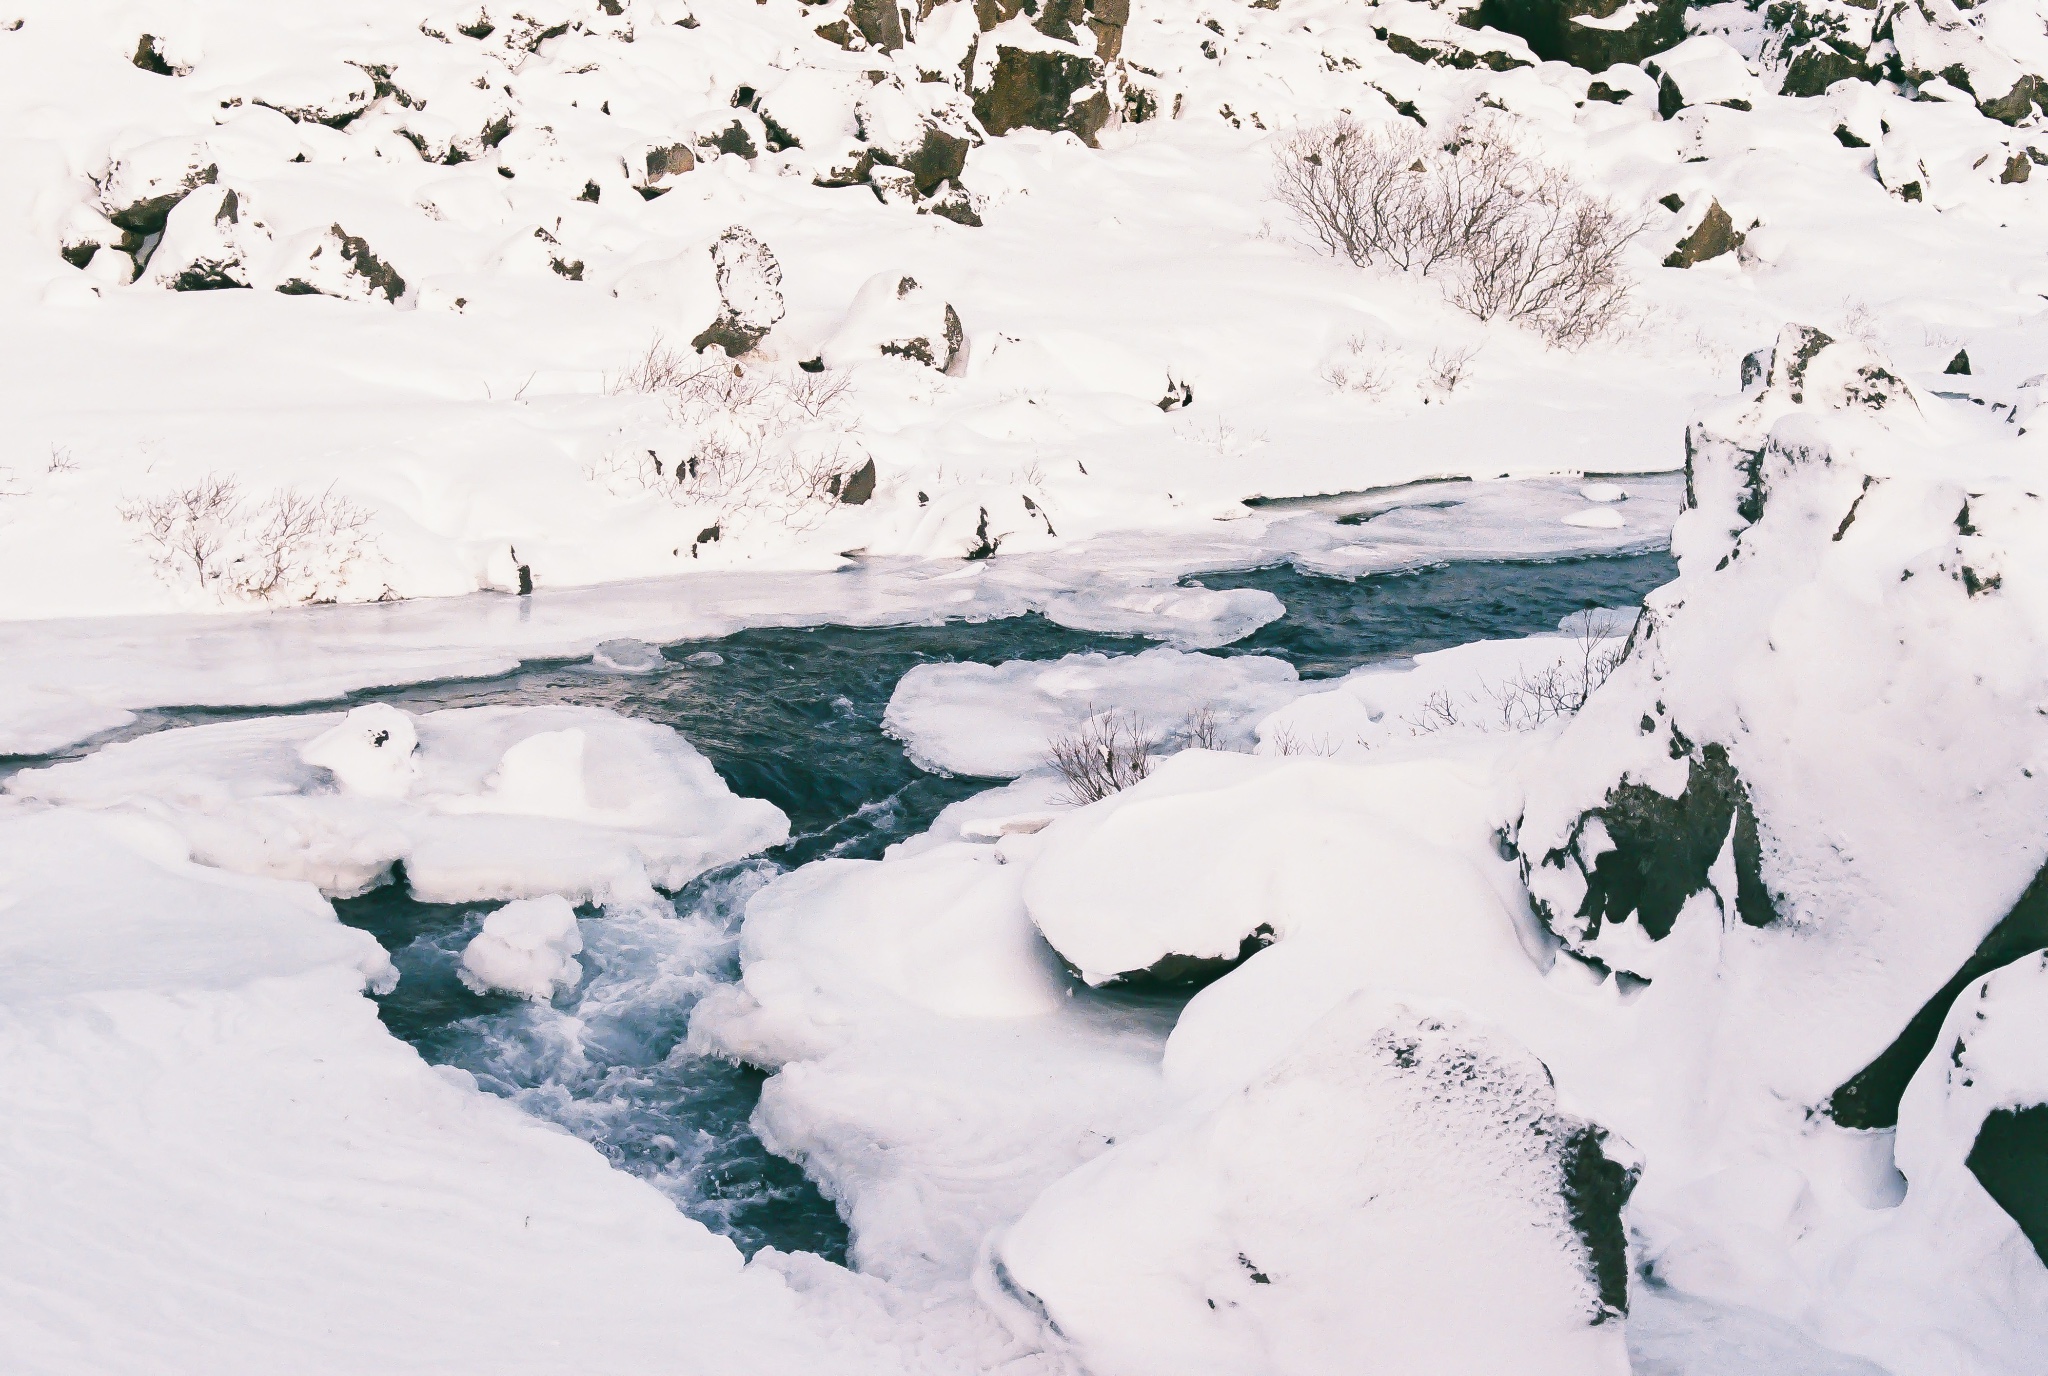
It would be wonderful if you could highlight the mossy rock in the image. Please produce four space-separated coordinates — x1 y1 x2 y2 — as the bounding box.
1662 199 1744 268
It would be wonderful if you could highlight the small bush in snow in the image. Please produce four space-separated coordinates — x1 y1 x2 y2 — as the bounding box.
1049 710 1153 804
1407 616 1627 735
1273 119 1637 348
598 337 865 530
121 476 375 603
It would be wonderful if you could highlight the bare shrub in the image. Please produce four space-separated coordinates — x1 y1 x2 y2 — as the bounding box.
121 476 375 603
1424 344 1478 396
1048 710 1153 805
1179 704 1224 752
1446 176 1634 348
1404 615 1625 736
1262 725 1339 757
601 336 864 530
1273 118 1638 347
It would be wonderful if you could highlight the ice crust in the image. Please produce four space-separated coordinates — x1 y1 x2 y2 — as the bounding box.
460 894 586 1000
8 703 790 906
884 647 1302 778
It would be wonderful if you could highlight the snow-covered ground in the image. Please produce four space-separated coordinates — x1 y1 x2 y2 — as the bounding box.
4 0 2047 1371
0 0 2040 623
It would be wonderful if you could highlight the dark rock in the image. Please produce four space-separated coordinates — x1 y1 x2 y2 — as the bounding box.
848 0 905 53
327 225 406 301
1530 742 1778 952
1978 73 2045 126
2001 152 2030 184
696 524 721 544
1467 0 1685 71
1946 349 1972 375
1968 1103 2048 1265
1829 860 2048 1129
1560 1125 1637 1319
645 143 695 184
1662 199 1744 268
1586 80 1630 103
1764 2 1877 97
1068 924 1276 989
884 125 970 197
1833 123 1870 147
965 506 1001 559
973 44 1111 146
918 183 984 226
1379 28 1532 71
1658 192 1685 211
701 119 758 161
839 458 877 505
132 34 181 76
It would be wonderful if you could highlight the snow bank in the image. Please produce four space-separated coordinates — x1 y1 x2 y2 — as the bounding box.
8 703 789 905
1510 324 2048 1370
1020 750 1531 989
689 775 1180 1289
460 894 586 1000
0 801 900 1376
1250 612 1642 759
996 996 1635 1376
883 647 1300 778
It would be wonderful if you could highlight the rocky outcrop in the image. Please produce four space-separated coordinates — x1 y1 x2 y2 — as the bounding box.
997 1000 1639 1375
1466 0 1686 71
971 40 1112 145
690 227 785 357
1662 199 1745 268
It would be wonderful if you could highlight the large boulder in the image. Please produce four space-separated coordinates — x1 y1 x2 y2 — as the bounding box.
816 274 965 372
969 26 1113 145
1466 0 1686 72
690 227 784 357
1518 322 2048 1133
1876 0 2048 125
994 997 1637 1376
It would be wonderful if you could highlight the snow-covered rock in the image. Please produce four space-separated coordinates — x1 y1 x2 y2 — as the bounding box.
817 273 964 373
995 996 1637 1376
1512 322 2048 1369
460 893 585 999
883 646 1300 777
8 703 789 905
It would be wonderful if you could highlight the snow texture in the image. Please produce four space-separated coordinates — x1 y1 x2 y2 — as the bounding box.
8 703 790 905
459 894 586 999
996 997 1635 1376
884 646 1301 777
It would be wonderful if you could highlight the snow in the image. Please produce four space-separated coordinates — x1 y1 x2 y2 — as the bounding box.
3 0 2047 1368
0 800 901 1376
884 646 1301 777
7 702 790 905
0 473 1673 758
459 894 586 999
995 996 1633 1376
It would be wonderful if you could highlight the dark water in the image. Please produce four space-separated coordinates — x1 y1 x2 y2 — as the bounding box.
304 552 1672 1263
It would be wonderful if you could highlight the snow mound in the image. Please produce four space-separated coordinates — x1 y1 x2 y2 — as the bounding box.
1021 750 1526 989
995 996 1636 1376
0 802 905 1376
460 895 585 1000
8 703 789 905
688 775 1176 1288
1039 585 1285 651
884 647 1300 778
299 702 419 799
1511 323 2048 1370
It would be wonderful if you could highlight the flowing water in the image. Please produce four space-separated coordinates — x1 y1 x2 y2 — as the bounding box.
302 552 1675 1262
